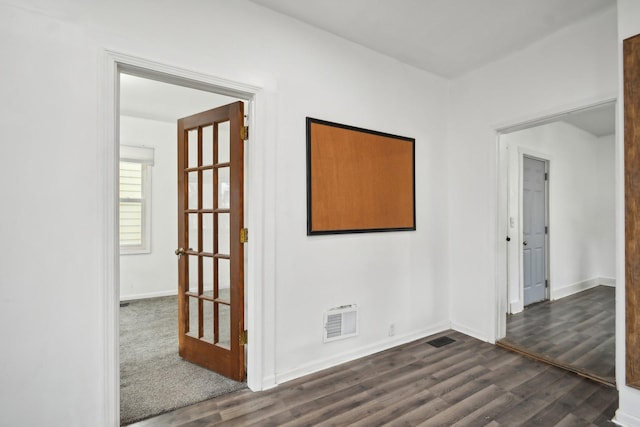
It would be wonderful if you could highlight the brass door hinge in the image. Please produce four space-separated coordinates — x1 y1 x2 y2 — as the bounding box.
240 228 248 243
241 126 249 140
240 330 248 345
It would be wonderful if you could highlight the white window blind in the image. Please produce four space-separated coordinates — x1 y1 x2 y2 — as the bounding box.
120 145 153 254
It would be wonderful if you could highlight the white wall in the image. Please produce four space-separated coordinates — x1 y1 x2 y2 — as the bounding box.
0 1 450 425
119 116 178 300
616 1 640 425
502 122 615 312
0 4 104 426
447 6 618 341
596 133 616 280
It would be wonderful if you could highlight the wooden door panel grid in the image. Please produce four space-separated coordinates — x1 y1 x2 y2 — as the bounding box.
177 101 245 381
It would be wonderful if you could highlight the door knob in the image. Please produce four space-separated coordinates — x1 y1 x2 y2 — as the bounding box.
175 248 186 256
523 241 528 246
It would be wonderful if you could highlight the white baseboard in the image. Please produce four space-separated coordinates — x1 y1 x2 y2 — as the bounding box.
613 408 640 426
509 301 524 315
274 320 451 386
120 289 177 301
551 277 603 301
600 277 616 287
120 286 221 301
510 277 616 309
450 322 490 343
258 375 277 391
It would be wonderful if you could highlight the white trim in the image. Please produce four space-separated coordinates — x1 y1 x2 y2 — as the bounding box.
494 97 617 343
495 134 508 340
550 277 616 300
613 408 640 427
495 134 510 338
494 95 618 134
275 321 451 385
551 277 600 300
120 290 177 301
451 321 491 343
100 47 119 427
102 50 272 425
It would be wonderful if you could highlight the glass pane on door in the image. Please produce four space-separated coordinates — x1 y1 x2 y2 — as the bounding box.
202 256 213 294
202 125 214 167
216 303 230 349
218 259 230 298
218 167 230 209
218 121 230 164
188 129 198 168
217 213 230 255
188 214 199 251
202 169 214 210
187 296 199 338
202 300 214 344
202 213 214 254
188 255 199 294
188 172 199 210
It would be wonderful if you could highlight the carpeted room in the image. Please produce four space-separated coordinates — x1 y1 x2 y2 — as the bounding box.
119 296 244 425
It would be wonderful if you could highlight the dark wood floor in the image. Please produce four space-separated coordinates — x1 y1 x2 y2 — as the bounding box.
130 330 617 426
499 285 615 386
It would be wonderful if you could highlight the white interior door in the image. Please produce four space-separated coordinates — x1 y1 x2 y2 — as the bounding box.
523 156 547 306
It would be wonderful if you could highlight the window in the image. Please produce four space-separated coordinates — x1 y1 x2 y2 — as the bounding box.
119 145 154 254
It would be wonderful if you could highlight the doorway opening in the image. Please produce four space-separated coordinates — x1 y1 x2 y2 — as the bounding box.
496 100 616 386
118 73 250 424
100 50 267 425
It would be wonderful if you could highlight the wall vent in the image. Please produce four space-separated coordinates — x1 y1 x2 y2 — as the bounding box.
323 305 358 343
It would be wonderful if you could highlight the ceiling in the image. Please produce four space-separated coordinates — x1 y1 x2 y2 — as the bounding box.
558 103 616 137
121 0 617 137
119 73 240 123
249 0 613 79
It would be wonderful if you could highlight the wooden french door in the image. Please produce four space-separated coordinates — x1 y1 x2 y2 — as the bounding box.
176 101 245 381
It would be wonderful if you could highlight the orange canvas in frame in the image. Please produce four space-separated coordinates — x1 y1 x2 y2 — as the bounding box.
306 117 415 235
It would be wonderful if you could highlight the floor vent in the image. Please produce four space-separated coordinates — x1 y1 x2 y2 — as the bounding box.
324 305 358 343
427 336 456 348
120 302 130 308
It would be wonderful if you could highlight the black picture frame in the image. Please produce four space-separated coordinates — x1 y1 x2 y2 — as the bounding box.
306 117 416 235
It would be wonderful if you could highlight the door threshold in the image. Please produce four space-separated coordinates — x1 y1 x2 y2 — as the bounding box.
496 339 615 388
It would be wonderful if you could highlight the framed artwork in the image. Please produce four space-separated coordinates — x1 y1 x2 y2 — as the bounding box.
306 117 415 235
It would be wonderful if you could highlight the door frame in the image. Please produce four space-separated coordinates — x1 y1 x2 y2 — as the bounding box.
101 50 273 425
519 151 550 309
494 97 617 341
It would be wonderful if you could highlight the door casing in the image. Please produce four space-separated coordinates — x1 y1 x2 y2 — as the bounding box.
494 97 617 342
101 50 270 425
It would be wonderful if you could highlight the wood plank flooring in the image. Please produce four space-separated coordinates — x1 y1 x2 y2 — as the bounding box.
499 286 615 386
130 330 617 426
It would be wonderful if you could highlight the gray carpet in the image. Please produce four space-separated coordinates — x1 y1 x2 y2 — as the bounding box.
120 295 246 426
